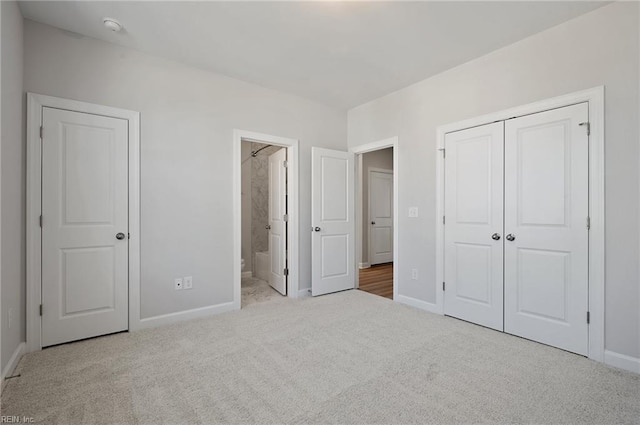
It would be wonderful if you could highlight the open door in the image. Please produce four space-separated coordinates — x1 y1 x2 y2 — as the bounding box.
268 148 287 295
311 147 355 296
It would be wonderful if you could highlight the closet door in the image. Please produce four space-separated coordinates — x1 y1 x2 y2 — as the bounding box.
504 103 589 355
444 122 504 331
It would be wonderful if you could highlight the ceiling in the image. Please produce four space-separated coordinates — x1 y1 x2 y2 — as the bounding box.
18 1 607 110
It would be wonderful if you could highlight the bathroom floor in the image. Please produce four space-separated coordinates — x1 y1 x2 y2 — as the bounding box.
241 276 284 308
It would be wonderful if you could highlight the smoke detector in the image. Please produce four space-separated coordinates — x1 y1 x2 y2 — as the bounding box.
103 18 123 33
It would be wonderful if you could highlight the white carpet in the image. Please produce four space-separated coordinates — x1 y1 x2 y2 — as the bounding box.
2 290 639 424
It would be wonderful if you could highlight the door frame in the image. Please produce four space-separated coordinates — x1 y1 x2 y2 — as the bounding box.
435 86 605 362
26 93 141 352
368 167 393 267
233 130 300 305
351 138 398 300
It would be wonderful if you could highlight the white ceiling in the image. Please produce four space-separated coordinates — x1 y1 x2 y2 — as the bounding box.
18 1 607 109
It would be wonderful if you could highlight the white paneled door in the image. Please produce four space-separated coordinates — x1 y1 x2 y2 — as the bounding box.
369 170 393 265
268 148 287 295
504 103 589 355
41 107 129 347
311 147 355 296
444 122 505 331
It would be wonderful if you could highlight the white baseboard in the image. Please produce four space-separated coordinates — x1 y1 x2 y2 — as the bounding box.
604 350 640 374
137 302 236 330
241 271 253 278
396 294 442 315
297 288 311 298
358 262 371 269
2 342 25 380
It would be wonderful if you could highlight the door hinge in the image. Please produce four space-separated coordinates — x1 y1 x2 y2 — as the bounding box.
283 214 289 222
39 215 43 228
283 160 288 168
39 126 43 139
579 122 590 136
587 311 590 324
438 148 445 158
39 304 43 316
442 216 445 225
284 268 289 276
586 216 591 230
442 282 446 291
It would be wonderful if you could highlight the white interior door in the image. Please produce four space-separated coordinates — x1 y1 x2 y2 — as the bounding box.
268 148 287 295
504 103 589 355
41 107 129 347
444 122 505 331
311 147 355 296
369 170 393 265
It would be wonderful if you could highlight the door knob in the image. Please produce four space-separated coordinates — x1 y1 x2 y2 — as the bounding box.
314 227 321 232
371 221 376 225
491 233 501 240
116 232 126 240
265 225 271 230
506 234 516 241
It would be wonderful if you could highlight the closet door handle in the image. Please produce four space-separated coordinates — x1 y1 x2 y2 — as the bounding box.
491 233 501 241
314 227 321 232
265 225 271 230
506 234 516 241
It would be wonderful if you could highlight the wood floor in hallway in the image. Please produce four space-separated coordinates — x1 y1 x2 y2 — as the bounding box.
358 263 393 299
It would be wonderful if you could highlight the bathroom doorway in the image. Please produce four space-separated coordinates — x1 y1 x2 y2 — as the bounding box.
233 131 300 309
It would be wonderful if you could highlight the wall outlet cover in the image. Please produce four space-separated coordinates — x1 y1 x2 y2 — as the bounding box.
184 276 193 289
174 278 183 290
409 207 419 218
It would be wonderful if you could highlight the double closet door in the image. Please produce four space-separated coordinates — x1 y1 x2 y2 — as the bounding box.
444 103 589 356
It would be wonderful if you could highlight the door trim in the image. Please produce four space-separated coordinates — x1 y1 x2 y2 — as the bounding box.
435 86 605 362
26 93 141 352
368 167 393 267
233 130 300 306
350 138 398 300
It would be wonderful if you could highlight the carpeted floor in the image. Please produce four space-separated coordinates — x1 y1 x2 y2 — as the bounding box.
2 290 639 424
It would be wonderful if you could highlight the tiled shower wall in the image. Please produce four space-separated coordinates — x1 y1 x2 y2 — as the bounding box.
251 143 283 263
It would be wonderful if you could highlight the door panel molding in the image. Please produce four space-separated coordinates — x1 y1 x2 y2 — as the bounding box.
436 86 605 363
27 93 140 352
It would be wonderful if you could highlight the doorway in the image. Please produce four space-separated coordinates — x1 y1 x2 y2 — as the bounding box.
233 131 300 308
358 149 394 299
352 138 398 301
240 141 287 306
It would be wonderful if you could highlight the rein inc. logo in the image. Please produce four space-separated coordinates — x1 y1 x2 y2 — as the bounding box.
0 417 34 423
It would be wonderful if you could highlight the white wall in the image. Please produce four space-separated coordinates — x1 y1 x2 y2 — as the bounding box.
24 20 347 319
1 0 24 374
348 3 640 359
360 147 393 265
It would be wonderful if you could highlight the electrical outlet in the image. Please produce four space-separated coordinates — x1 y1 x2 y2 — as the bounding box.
174 278 183 290
409 207 419 218
184 276 193 289
411 269 418 280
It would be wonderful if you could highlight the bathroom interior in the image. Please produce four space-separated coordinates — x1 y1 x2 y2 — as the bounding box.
241 141 286 306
